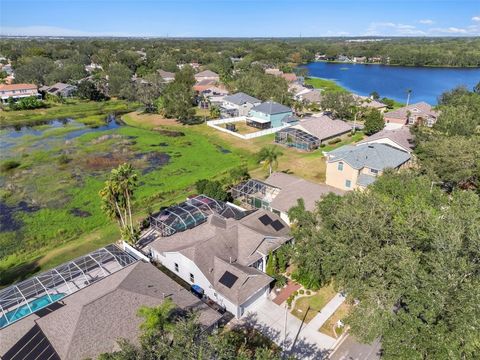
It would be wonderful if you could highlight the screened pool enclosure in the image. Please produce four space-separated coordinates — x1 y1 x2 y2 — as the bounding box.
231 179 280 210
150 195 246 237
275 127 321 151
0 244 136 329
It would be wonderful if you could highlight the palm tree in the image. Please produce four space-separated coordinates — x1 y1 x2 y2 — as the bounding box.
257 146 283 175
99 163 139 244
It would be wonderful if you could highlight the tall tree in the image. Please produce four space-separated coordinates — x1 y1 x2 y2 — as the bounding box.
257 146 283 175
363 108 385 135
99 163 139 244
320 92 356 120
161 66 195 121
107 63 132 96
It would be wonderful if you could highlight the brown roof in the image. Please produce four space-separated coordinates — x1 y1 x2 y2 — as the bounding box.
384 102 438 120
157 69 175 79
194 70 219 79
281 73 297 82
149 210 291 305
0 83 37 91
294 115 352 141
357 127 414 153
265 172 345 213
34 262 220 360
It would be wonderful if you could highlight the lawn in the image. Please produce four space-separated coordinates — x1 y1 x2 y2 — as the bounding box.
305 77 348 93
291 284 337 323
223 121 260 135
320 131 365 152
318 302 352 338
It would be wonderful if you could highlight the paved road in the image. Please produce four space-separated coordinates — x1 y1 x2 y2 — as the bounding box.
305 293 346 332
329 335 382 360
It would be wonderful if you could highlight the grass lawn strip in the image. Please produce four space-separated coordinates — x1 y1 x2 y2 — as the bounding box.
318 302 352 338
290 284 337 323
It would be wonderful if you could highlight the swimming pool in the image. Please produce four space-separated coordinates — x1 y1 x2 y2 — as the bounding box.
0 293 65 328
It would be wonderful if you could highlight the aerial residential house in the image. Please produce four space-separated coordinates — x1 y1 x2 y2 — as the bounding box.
299 89 323 104
221 92 262 117
194 70 220 83
146 195 292 318
275 115 352 151
0 83 41 104
247 101 295 129
40 82 77 97
353 56 367 63
357 127 414 153
157 69 175 82
85 62 103 73
233 172 344 224
0 63 13 75
384 102 439 127
281 73 297 82
265 68 283 77
199 85 229 107
325 143 411 191
0 245 221 360
353 94 388 112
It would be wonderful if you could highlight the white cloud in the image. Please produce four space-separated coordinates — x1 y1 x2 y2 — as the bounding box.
0 25 148 37
364 22 425 36
419 19 434 25
428 25 480 35
472 16 480 22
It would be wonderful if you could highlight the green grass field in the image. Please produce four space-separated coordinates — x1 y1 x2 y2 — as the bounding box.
304 77 348 93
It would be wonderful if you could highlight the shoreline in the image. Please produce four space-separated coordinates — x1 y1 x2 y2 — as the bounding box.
308 60 480 69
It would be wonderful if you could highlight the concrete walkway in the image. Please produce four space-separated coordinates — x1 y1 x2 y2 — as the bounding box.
305 293 346 331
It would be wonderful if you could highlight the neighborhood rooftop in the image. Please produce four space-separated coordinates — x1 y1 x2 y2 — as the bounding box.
327 143 411 170
295 115 352 141
223 92 261 105
251 101 292 115
357 127 414 152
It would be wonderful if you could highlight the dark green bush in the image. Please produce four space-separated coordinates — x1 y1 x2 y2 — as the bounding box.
327 137 342 145
1 160 21 172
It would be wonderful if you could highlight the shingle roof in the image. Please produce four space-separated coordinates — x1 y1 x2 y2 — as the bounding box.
149 210 291 305
294 115 352 141
223 92 261 105
385 102 438 120
195 70 219 78
158 69 175 79
356 173 377 187
265 172 345 212
35 262 220 360
251 101 292 115
301 89 323 103
357 127 414 153
327 143 411 170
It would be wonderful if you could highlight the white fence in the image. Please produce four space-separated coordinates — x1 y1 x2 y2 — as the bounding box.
121 241 151 262
207 117 291 140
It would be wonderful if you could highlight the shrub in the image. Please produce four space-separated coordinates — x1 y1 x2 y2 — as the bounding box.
286 296 294 308
1 160 21 172
320 143 326 148
293 290 298 297
306 290 311 295
299 289 305 295
327 137 342 145
274 274 288 287
57 154 71 165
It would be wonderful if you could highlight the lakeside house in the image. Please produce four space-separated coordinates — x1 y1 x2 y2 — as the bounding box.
39 82 77 98
247 101 295 129
194 70 220 83
0 245 221 360
232 172 344 224
325 143 411 191
157 69 175 82
0 83 41 104
221 92 262 117
357 127 414 153
275 115 352 151
384 102 439 127
353 94 388 112
145 195 292 318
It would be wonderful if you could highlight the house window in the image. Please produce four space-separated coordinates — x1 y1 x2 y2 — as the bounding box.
370 169 379 175
338 162 344 171
345 180 351 188
190 273 195 283
174 263 179 272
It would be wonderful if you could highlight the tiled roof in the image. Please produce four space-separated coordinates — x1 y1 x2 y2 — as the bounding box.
0 83 37 91
327 143 411 170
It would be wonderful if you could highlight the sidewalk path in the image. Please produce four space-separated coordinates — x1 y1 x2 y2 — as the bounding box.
305 293 346 331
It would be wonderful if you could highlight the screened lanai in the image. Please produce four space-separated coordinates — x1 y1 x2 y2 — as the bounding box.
275 127 321 151
231 179 280 210
150 195 246 237
0 244 136 329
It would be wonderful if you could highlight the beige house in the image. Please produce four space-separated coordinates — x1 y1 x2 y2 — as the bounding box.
384 102 439 127
0 83 40 104
325 143 411 191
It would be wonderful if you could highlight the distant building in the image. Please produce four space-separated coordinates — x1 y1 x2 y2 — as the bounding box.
353 56 367 63
265 68 283 76
85 62 103 73
353 94 388 112
0 83 41 104
40 82 77 97
384 102 439 127
194 70 219 83
157 69 175 82
325 143 411 191
281 73 297 82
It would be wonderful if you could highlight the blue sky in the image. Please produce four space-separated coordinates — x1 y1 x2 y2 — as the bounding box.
1 0 479 37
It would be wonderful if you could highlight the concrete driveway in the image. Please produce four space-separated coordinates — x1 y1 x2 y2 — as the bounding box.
329 335 381 360
243 299 336 359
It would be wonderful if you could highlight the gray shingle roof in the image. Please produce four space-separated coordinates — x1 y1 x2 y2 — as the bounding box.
327 143 411 170
223 92 261 106
149 210 291 305
265 172 345 212
34 262 220 360
295 115 352 141
356 173 377 187
251 101 292 115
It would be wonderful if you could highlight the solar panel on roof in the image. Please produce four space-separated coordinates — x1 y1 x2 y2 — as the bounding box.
219 271 238 288
258 214 272 225
271 220 285 231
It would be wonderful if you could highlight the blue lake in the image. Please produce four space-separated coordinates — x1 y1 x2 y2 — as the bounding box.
301 62 480 104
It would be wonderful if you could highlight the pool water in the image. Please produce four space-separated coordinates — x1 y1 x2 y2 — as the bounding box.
0 293 65 328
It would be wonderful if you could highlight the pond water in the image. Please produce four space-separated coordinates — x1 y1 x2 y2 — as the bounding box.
301 62 480 104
